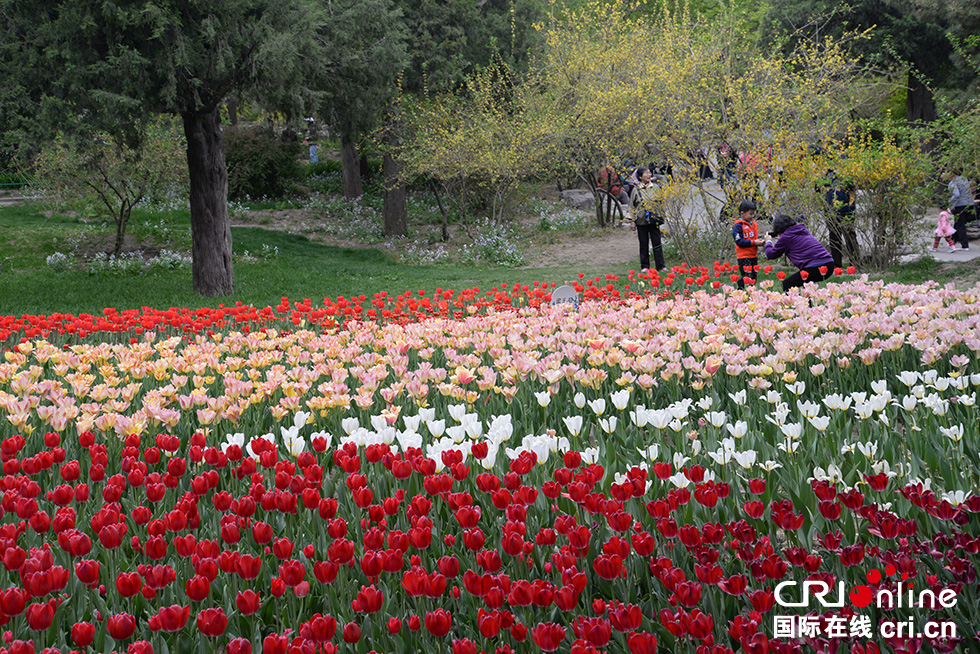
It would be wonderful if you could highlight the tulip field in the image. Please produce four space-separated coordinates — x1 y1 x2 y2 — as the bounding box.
0 271 978 654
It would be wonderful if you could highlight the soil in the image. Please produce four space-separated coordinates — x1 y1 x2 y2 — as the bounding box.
73 234 162 260
521 222 638 269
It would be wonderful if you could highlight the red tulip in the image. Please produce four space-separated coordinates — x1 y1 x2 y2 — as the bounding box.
252 521 273 544
742 632 769 654
184 574 210 601
148 604 190 632
628 632 658 654
278 560 305 586
227 638 252 654
272 537 294 560
107 612 137 640
531 622 566 651
25 601 57 631
1 587 29 616
8 641 34 654
674 581 703 607
387 617 402 634
353 584 384 613
3 546 26 571
609 602 643 632
425 609 453 637
452 639 478 654
263 634 288 654
237 554 262 579
342 622 361 643
197 607 228 637
749 588 775 613
74 559 100 586
572 615 612 647
236 590 262 615
72 621 96 647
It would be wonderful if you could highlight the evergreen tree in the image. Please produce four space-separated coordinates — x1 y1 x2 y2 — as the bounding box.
0 0 321 296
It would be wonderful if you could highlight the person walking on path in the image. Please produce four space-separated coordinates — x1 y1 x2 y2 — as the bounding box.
947 171 974 250
629 167 667 272
764 215 836 292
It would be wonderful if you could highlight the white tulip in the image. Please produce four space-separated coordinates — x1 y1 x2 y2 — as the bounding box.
797 400 821 418
403 414 421 433
448 404 467 422
733 450 757 469
293 410 311 429
726 420 748 439
822 394 852 411
856 442 878 458
610 389 630 410
696 396 714 411
779 422 802 439
897 371 920 387
939 424 964 442
807 415 831 432
637 444 659 461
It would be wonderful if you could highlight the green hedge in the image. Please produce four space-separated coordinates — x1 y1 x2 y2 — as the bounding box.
224 127 302 200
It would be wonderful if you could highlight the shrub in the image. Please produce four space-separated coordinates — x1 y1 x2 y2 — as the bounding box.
224 127 303 200
34 118 187 256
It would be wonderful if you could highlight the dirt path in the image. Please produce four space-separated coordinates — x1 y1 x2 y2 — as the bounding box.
522 223 638 269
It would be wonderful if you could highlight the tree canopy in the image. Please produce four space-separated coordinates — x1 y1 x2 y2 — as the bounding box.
1 0 322 295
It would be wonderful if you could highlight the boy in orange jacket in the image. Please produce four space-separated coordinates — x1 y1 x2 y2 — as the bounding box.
732 200 765 289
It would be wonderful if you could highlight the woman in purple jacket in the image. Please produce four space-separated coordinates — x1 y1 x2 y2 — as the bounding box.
764 215 837 292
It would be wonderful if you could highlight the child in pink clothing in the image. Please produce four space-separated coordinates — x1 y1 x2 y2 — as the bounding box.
931 210 957 252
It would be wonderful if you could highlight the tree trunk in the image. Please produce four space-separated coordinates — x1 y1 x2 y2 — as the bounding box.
383 154 407 238
114 207 128 257
182 109 234 297
429 179 450 242
906 72 936 125
360 154 372 181
227 98 239 126
340 134 363 200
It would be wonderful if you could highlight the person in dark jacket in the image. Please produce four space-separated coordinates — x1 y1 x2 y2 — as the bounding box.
629 167 667 272
764 215 836 292
823 169 858 268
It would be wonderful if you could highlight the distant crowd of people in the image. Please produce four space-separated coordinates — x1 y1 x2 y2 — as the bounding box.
594 150 980 293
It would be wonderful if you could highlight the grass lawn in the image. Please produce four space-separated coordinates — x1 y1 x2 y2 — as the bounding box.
0 204 617 316
3 201 978 317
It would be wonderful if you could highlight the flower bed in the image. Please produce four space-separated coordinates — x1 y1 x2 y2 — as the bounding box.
0 279 977 654
0 264 856 343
